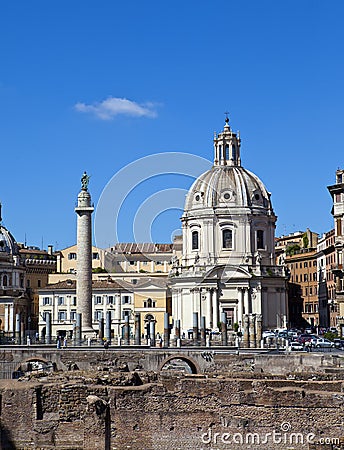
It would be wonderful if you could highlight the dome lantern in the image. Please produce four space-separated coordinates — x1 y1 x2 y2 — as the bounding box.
214 118 241 167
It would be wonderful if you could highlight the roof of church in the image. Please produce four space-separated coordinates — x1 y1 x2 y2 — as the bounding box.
184 120 273 213
0 225 18 255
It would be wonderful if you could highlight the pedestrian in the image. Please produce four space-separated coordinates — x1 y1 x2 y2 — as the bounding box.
63 337 67 348
56 336 61 349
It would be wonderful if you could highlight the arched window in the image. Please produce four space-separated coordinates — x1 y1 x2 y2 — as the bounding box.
192 231 199 250
222 229 232 249
257 230 264 249
225 144 230 160
3 275 8 287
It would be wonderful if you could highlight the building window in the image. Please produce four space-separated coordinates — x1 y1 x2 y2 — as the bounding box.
225 144 230 160
123 296 131 304
304 262 308 268
2 275 8 287
295 275 298 283
336 193 342 203
42 311 50 321
43 297 51 306
92 252 99 260
256 230 264 249
122 310 131 320
37 279 41 288
94 310 103 321
58 297 64 306
300 274 302 282
304 274 308 282
58 311 67 321
129 261 135 265
192 231 199 250
144 298 156 308
95 296 102 304
68 253 77 260
108 296 114 304
72 296 77 306
337 218 342 236
222 229 232 249
70 310 77 321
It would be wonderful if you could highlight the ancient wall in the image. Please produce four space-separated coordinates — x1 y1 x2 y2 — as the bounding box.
0 361 344 450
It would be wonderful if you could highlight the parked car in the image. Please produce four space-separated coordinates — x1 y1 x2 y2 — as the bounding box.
298 334 314 344
290 342 304 351
333 339 344 349
312 338 335 348
287 331 298 339
262 330 275 339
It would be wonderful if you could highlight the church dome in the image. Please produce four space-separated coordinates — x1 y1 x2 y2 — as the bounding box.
0 225 18 255
185 165 272 212
184 119 272 214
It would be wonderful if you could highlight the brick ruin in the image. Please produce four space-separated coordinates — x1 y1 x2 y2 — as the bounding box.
0 352 344 449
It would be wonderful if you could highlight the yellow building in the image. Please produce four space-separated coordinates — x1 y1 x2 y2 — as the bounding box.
124 277 171 337
56 244 109 273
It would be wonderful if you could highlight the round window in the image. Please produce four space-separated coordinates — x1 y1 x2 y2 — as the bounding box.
254 193 260 200
224 192 231 200
195 194 200 201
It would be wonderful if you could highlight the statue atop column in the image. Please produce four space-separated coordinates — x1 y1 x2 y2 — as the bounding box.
81 171 90 191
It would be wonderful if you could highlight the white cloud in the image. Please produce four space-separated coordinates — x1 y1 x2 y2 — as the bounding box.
74 97 157 120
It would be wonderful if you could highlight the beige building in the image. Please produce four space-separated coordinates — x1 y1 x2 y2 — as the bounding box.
285 248 319 327
328 169 344 334
316 229 337 328
18 245 57 332
38 277 132 339
123 277 171 337
105 243 173 274
56 244 109 274
275 229 319 265
38 273 171 340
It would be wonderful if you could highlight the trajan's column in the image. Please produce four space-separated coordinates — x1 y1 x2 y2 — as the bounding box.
75 172 94 335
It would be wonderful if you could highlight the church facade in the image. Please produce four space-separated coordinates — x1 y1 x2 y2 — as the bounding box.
169 119 288 344
0 206 28 339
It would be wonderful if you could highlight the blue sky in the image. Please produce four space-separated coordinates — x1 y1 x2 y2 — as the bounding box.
0 0 343 250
